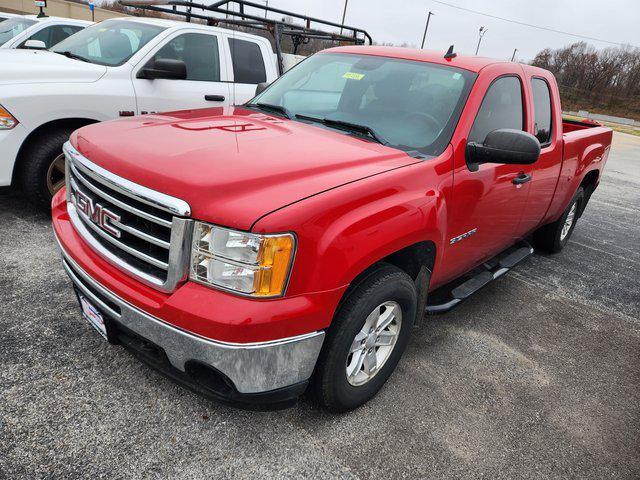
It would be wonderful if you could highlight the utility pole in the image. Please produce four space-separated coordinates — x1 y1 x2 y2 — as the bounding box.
340 0 349 35
421 11 434 49
511 48 518 62
475 26 487 55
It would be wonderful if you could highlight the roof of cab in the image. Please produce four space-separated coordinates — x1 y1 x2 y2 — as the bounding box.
23 14 92 25
323 46 509 73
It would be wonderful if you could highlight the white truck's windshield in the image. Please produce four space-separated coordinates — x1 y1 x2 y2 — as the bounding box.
251 53 476 156
0 17 37 45
51 20 165 66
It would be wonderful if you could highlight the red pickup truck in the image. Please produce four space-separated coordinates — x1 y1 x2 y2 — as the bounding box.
52 46 612 411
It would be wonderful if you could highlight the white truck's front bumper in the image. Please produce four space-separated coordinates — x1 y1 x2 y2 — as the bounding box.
0 124 28 187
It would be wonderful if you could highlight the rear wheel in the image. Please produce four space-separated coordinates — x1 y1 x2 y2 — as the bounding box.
311 263 418 412
534 187 584 253
19 127 74 211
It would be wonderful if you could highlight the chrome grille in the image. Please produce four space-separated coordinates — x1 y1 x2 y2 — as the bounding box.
63 142 192 293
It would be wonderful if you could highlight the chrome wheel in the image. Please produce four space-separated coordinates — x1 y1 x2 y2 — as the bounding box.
560 202 577 241
46 153 66 196
346 301 402 386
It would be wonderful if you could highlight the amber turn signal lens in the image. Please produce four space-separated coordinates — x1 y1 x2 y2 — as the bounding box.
0 105 18 130
254 235 295 296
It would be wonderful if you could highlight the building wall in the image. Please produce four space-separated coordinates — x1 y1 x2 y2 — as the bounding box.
0 0 128 21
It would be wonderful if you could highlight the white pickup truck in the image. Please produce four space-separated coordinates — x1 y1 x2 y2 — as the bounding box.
0 16 292 208
0 14 90 49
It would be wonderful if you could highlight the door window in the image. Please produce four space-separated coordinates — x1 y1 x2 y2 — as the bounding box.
20 24 84 48
531 78 552 145
0 17 37 45
150 33 220 82
228 38 266 84
469 76 524 143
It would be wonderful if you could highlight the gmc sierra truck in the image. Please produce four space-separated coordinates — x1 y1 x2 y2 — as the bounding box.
52 46 612 411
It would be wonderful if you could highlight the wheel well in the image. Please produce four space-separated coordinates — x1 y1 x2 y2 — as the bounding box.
338 241 436 317
12 118 99 185
578 169 599 216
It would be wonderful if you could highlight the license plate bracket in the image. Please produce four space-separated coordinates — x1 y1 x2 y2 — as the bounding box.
75 291 113 342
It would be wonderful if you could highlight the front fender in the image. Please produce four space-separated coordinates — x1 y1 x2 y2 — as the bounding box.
252 152 453 297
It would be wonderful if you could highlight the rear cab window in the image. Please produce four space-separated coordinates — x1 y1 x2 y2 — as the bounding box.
228 37 266 84
531 77 553 146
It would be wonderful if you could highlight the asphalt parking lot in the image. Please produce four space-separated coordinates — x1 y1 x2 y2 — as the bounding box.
1 132 639 479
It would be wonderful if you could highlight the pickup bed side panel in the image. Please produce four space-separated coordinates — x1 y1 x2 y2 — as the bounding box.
543 126 612 224
252 147 455 300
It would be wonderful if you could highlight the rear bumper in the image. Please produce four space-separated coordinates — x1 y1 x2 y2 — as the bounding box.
56 235 325 401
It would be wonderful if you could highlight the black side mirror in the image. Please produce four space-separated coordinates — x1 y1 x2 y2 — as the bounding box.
255 82 270 95
466 129 540 172
137 58 187 80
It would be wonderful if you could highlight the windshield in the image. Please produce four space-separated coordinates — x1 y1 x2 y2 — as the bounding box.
0 17 37 46
251 53 476 155
51 20 165 66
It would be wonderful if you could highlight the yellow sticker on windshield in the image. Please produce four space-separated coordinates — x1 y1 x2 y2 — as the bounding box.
343 72 365 80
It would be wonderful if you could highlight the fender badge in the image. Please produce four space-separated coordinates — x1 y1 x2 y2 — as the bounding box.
450 228 477 245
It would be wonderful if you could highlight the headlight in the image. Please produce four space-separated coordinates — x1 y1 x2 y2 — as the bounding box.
190 222 295 297
0 105 18 130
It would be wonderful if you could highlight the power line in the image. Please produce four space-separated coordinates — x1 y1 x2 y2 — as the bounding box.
431 0 638 48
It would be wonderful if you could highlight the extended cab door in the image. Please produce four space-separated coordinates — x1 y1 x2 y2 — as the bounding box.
444 67 533 279
516 67 564 234
222 34 278 104
132 30 230 113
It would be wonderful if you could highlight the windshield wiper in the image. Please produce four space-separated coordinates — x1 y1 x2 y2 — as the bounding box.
54 50 91 63
295 114 389 146
250 102 293 119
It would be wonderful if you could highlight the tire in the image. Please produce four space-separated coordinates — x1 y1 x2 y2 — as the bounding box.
311 263 418 412
19 127 74 211
533 187 584 253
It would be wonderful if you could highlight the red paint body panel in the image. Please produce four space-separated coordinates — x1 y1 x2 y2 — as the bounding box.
55 48 612 344
72 106 415 231
53 191 348 343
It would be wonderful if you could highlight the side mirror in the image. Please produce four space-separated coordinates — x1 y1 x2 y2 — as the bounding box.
23 39 47 50
466 128 540 172
137 58 187 80
255 82 270 95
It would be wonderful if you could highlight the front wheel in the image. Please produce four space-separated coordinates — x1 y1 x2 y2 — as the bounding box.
311 263 418 412
19 128 74 211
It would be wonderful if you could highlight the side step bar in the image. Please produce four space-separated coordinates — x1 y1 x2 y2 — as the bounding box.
426 243 534 314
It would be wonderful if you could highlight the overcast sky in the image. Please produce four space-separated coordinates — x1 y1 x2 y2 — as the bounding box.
254 0 639 61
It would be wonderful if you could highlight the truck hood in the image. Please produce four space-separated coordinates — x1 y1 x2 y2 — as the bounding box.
0 49 107 85
73 107 421 230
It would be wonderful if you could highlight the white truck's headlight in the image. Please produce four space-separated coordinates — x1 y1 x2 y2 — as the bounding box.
190 222 295 297
0 105 18 130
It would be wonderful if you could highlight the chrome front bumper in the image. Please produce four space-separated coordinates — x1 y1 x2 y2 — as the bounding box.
56 239 325 395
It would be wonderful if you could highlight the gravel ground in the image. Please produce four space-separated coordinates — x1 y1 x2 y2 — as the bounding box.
1 132 639 479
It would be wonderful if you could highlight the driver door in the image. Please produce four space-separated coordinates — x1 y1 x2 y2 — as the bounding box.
132 31 230 114
444 72 533 280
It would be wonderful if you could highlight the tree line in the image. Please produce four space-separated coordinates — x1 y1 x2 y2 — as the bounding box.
531 42 640 119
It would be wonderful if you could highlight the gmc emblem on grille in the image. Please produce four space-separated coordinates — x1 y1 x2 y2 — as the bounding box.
73 190 122 238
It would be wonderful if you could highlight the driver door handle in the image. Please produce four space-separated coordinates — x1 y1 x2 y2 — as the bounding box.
205 95 225 102
512 173 532 185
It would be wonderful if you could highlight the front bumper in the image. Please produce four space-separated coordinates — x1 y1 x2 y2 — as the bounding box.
56 235 325 403
0 123 28 187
